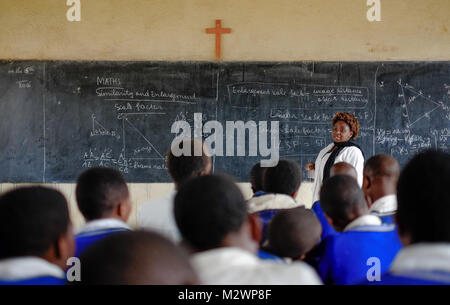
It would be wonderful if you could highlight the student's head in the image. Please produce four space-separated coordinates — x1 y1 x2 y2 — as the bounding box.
249 162 267 194
76 167 131 222
263 159 302 198
330 162 358 181
77 230 199 285
267 208 321 261
0 186 74 269
167 138 212 189
363 154 400 207
396 150 450 246
174 174 256 253
320 175 368 232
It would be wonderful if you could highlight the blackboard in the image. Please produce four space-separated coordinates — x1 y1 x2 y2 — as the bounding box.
0 61 449 182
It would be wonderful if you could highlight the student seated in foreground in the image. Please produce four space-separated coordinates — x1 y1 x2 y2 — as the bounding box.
75 230 199 285
247 159 303 245
363 154 400 224
174 174 322 285
311 162 357 241
74 167 132 257
0 187 74 285
368 150 450 285
249 161 267 197
318 175 402 285
264 208 322 263
138 138 212 243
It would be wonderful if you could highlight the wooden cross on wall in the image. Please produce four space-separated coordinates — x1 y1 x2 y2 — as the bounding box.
205 20 231 60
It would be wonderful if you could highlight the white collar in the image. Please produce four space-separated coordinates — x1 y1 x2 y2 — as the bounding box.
390 243 450 275
192 247 259 267
0 257 64 281
247 193 301 214
77 218 131 234
369 194 397 216
343 214 382 232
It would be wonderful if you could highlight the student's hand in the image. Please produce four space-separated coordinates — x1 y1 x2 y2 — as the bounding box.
306 162 315 171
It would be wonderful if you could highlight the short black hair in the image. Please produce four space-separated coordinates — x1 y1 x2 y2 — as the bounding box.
396 150 450 243
174 174 247 251
76 230 198 285
320 175 367 231
167 139 212 185
249 162 267 192
267 208 321 259
263 159 302 195
0 186 70 259
76 167 129 221
364 154 400 179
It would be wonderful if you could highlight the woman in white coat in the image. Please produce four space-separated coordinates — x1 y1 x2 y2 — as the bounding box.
307 112 365 203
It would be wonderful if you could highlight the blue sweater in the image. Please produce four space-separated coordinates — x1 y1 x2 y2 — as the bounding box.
0 276 65 285
318 223 402 285
75 227 130 257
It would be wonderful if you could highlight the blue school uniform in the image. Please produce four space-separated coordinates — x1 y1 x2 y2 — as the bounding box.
318 215 402 285
311 201 336 240
247 193 302 244
0 276 66 285
0 257 66 285
257 249 284 263
366 243 450 285
75 218 131 257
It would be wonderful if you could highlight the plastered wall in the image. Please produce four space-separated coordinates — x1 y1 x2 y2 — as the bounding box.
0 0 449 61
0 0 448 229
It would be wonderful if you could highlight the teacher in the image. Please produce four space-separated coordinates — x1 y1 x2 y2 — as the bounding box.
308 112 365 203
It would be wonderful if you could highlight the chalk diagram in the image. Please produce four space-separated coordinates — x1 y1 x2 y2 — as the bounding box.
398 80 443 128
84 110 172 173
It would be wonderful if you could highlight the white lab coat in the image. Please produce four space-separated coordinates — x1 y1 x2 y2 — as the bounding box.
312 143 364 203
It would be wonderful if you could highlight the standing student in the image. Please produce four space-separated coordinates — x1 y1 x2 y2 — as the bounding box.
0 187 74 285
307 112 365 203
75 230 199 285
318 175 402 285
75 167 132 257
363 154 400 224
174 175 322 285
370 150 450 285
138 139 212 243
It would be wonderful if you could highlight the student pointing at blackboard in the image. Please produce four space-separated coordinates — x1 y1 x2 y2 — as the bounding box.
307 112 365 203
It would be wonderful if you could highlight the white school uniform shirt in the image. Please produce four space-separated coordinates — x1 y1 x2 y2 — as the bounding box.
137 192 181 243
0 257 65 282
369 194 397 217
389 243 450 282
191 247 322 285
247 193 302 214
312 142 364 203
343 214 382 232
76 218 132 234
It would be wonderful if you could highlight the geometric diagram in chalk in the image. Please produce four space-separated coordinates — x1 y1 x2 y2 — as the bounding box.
90 114 119 139
398 81 442 128
120 115 166 161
